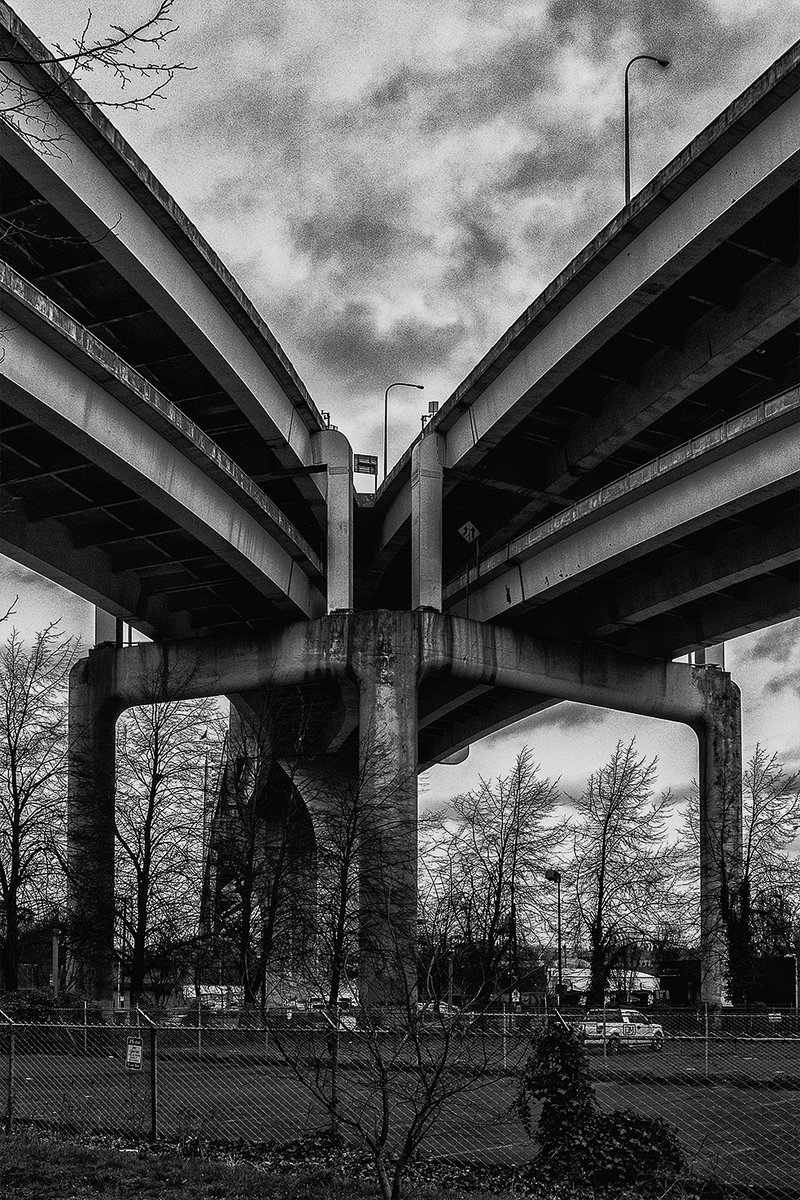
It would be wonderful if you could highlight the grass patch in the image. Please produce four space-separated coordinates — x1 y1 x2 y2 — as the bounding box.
0 1132 365 1199
0 1130 735 1199
0 1131 522 1199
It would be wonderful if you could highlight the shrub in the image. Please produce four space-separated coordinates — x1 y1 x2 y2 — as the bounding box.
517 1017 686 1192
579 1108 685 1189
0 989 104 1024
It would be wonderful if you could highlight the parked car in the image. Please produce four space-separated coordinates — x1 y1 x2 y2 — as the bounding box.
578 1007 664 1052
416 1001 474 1026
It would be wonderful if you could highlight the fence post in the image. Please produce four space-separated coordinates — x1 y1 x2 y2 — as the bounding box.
83 1000 88 1054
602 997 607 1062
704 1002 709 1079
150 1024 158 1140
137 1007 158 1142
5 1028 14 1133
502 1003 508 1071
0 1008 14 1135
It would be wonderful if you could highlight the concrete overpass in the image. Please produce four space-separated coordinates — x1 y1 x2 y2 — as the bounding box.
0 1 354 637
1 4 798 1007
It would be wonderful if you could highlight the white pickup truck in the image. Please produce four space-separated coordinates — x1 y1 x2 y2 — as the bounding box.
578 1008 664 1052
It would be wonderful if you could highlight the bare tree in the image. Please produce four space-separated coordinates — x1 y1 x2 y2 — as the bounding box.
0 623 77 990
420 748 562 1005
114 690 225 1006
0 1 191 154
679 744 800 1002
274 749 517 1200
568 740 679 1005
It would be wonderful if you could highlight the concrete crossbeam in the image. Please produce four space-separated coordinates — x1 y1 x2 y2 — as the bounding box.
67 610 740 1008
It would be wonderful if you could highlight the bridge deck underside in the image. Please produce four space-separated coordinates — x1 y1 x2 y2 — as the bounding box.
0 402 297 637
362 182 800 622
0 158 325 554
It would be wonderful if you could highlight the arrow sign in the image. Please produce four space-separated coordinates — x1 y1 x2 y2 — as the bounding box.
458 521 480 544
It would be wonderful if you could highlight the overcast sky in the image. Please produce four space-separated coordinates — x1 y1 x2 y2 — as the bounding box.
4 0 800 804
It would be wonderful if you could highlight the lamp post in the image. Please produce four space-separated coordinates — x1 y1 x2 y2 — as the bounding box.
624 54 669 204
51 924 61 999
383 382 424 481
545 868 562 1004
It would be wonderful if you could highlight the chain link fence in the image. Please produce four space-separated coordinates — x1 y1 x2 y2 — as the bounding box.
2 1006 798 1196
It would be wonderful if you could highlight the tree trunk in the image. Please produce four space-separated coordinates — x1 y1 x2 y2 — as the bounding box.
1 903 18 990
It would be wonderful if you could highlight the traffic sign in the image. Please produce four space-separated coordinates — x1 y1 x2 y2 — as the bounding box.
458 521 480 544
354 453 378 476
125 1036 143 1071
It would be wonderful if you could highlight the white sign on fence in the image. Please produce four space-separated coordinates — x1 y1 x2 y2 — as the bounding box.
125 1036 143 1071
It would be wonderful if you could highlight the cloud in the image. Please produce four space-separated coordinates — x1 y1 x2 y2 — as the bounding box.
748 620 800 663
527 702 609 735
764 667 800 698
292 299 466 397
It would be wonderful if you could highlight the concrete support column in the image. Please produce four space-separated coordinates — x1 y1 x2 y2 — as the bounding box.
411 432 445 610
312 428 354 612
67 656 121 1007
695 668 742 1006
694 643 726 669
351 612 419 1008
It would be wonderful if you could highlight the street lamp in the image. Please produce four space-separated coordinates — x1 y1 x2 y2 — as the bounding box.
383 382 424 481
624 54 669 205
51 924 61 999
545 868 563 1005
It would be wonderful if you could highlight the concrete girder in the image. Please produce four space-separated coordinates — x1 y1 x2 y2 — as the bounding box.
616 574 799 660
488 255 800 547
2 327 327 620
559 510 800 639
1 261 325 578
419 687 556 772
439 85 800 476
0 62 324 497
0 489 192 640
418 678 493 730
445 396 800 622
